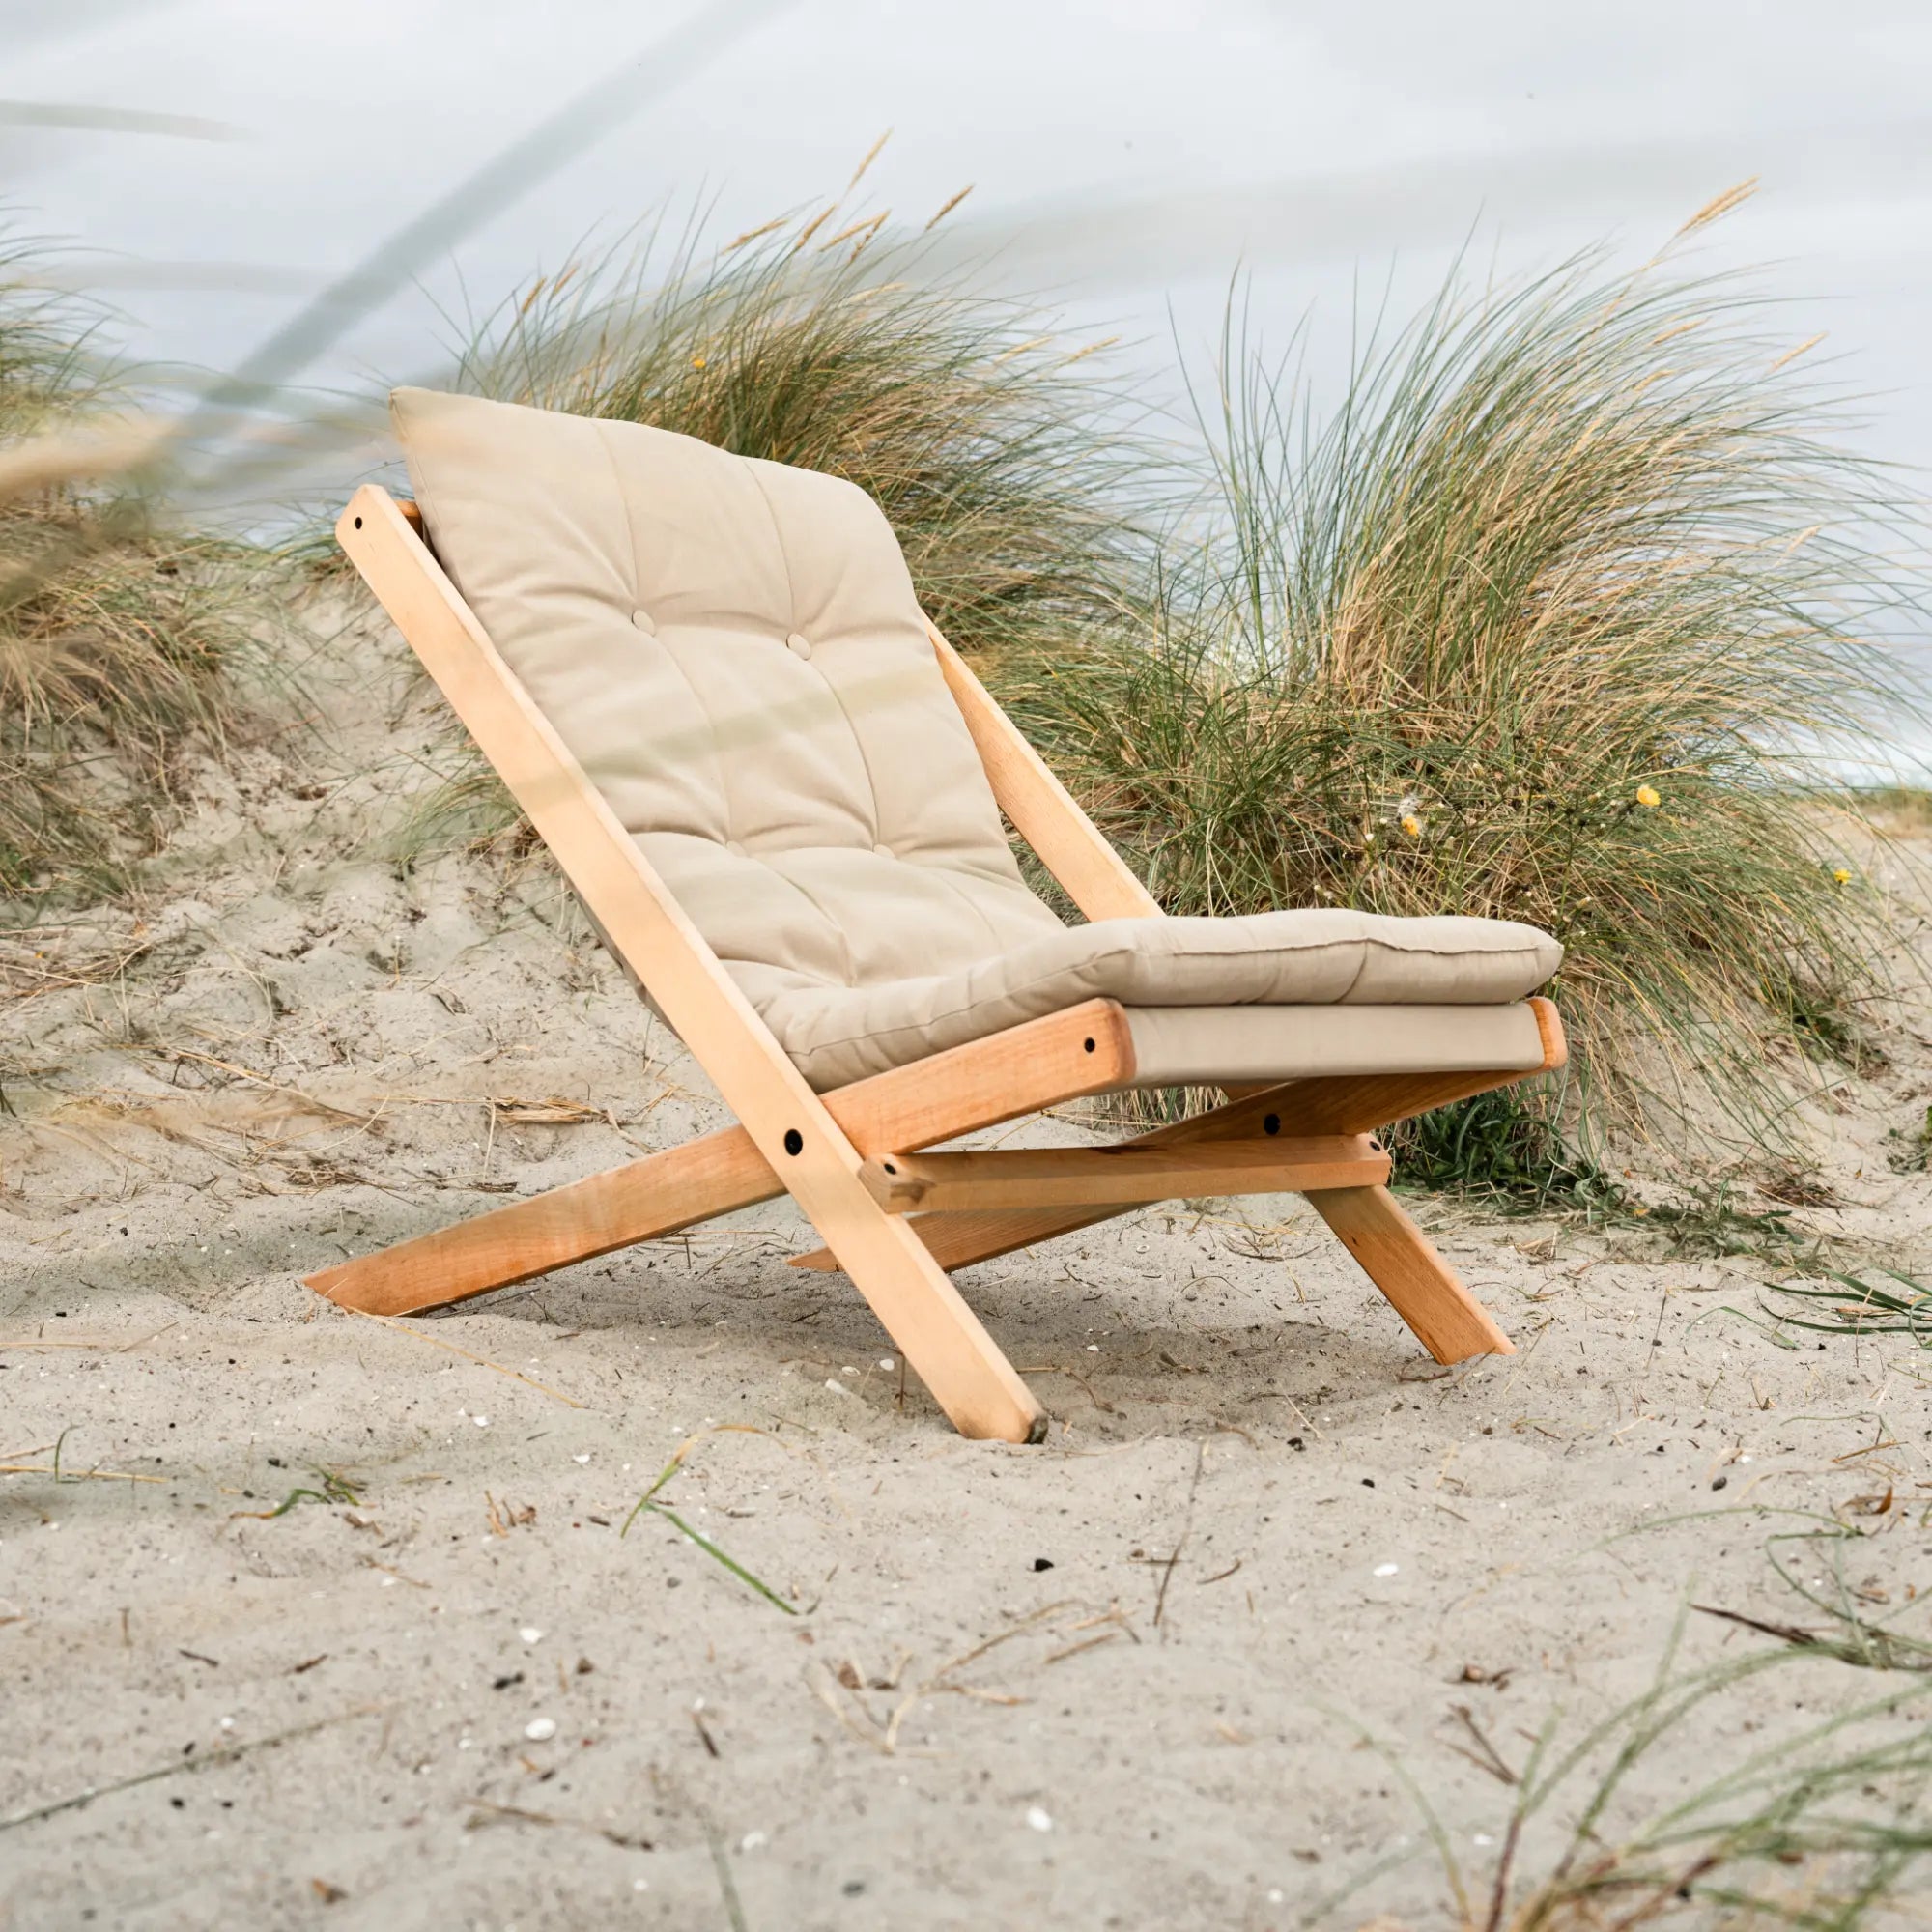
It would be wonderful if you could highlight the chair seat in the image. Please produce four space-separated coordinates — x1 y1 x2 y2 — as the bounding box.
750 907 1561 1089
1121 1000 1547 1088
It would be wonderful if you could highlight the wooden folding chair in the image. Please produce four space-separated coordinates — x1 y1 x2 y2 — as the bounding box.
307 393 1565 1443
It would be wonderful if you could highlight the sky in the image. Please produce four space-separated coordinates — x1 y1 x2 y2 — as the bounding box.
7 1 1930 412
5 0 1932 668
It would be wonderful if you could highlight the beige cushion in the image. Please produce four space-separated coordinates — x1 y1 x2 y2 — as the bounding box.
1122 1001 1547 1089
391 388 1562 1089
760 911 1556 1087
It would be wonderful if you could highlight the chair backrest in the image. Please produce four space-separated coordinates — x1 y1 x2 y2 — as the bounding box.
391 388 1065 1005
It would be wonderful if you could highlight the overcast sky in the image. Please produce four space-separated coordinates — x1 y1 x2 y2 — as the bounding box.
6 0 1932 486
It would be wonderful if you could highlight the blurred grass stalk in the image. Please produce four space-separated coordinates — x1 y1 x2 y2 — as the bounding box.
2 6 787 900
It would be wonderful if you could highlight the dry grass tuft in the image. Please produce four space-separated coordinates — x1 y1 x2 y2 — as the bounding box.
449 193 1157 659
1000 240 1928 1160
0 228 267 895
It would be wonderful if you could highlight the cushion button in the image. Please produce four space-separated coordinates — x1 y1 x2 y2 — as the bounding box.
786 632 811 659
631 610 656 635
872 842 894 858
725 839 747 857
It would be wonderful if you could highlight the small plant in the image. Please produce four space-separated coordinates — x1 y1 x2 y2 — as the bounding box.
620 1428 796 1614
1883 1105 1932 1175
1388 1085 1619 1213
1766 1269 1932 1350
1323 1612 1932 1930
230 1465 362 1520
1385 1103 1828 1253
1642 1183 1810 1260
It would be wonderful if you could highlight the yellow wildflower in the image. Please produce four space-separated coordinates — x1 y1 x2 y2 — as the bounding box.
1399 813 1422 838
1634 784 1661 809
691 354 708 371
1833 867 1853 885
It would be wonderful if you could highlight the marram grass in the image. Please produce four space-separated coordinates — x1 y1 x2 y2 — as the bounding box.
0 228 264 895
998 238 1927 1157
1325 1608 1932 1931
448 192 1158 659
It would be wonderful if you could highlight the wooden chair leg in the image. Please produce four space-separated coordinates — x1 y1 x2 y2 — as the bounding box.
307 1129 1047 1440
306 1125 775 1317
803 1183 1047 1443
1303 1183 1512 1361
307 998 1133 1323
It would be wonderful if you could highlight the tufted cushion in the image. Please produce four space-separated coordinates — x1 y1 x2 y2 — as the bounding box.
391 388 1562 1089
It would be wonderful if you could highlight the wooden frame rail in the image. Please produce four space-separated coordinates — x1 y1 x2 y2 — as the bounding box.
860 1136 1389 1213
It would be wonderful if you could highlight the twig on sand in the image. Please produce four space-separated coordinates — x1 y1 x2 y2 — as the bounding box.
1694 1600 1932 1672
810 1603 1074 1755
0 935 155 1003
0 1325 176 1352
1694 1603 1826 1648
128 1043 373 1123
1446 1703 1521 1785
488 1095 605 1125
336 1305 585 1408
4 1426 170 1487
1045 1632 1121 1665
1 1464 166 1485
0 1705 388 1833
808 1659 895 1752
464 1797 651 1851
1153 1439 1208 1630
1016 1362 1116 1413
927 1600 1075 1685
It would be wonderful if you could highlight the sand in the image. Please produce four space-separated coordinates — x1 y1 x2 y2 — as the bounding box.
4 609 1930 1930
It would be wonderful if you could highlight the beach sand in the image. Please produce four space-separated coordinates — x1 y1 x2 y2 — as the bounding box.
4 609 1930 1929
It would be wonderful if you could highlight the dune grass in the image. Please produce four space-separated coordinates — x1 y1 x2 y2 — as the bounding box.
1335 1616 1932 1931
0 231 264 897
998 220 1926 1163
